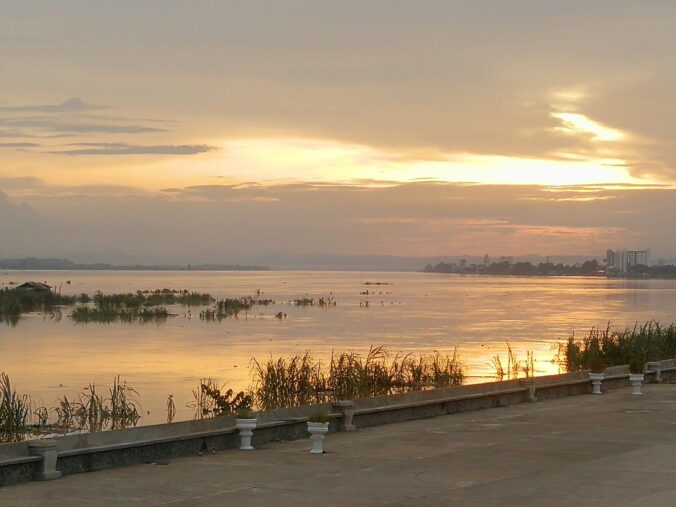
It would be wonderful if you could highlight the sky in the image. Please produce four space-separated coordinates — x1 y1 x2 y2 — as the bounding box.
1 1 675 265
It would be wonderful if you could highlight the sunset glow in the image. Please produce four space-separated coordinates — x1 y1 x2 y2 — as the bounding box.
175 136 644 188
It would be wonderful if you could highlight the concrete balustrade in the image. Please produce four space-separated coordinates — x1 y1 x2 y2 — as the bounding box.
1 360 674 487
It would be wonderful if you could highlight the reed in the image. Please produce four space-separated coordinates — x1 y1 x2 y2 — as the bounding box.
0 373 30 443
251 347 464 410
557 321 675 372
251 353 324 410
489 343 535 380
167 395 176 423
73 383 108 433
54 395 76 430
108 376 141 430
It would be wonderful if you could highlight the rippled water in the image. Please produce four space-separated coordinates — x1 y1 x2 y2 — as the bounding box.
1 270 674 424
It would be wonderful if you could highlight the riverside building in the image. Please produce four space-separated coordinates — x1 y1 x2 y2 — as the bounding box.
606 249 649 272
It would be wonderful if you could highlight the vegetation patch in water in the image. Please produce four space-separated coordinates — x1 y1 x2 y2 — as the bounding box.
0 287 80 325
70 305 170 323
292 296 337 307
200 296 276 320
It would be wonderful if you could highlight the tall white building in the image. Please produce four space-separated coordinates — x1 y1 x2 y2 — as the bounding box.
606 249 649 272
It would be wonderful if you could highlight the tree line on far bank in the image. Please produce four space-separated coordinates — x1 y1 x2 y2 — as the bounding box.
424 260 676 278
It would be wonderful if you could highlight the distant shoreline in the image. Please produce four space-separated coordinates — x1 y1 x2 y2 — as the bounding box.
423 260 676 280
0 258 269 272
422 271 676 280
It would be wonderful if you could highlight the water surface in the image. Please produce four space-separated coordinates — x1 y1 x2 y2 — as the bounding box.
1 270 674 424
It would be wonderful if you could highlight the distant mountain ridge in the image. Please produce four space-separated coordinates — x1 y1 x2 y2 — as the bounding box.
0 258 269 271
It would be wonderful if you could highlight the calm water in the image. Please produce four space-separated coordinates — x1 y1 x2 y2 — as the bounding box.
1 270 674 424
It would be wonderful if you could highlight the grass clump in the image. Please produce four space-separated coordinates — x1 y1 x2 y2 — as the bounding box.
489 343 533 380
56 378 141 433
0 373 30 443
251 347 465 410
189 379 253 418
557 321 675 373
251 353 323 410
200 298 253 320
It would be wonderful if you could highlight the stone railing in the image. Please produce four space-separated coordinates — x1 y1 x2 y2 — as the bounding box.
1 359 673 486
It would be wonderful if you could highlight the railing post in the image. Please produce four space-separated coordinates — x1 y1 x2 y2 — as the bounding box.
646 361 662 383
332 400 356 431
28 440 61 481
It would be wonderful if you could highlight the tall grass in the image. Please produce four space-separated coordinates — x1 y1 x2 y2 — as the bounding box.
0 373 30 443
490 343 535 380
167 395 176 423
55 379 141 433
251 347 464 410
251 353 323 410
557 321 676 373
108 376 141 430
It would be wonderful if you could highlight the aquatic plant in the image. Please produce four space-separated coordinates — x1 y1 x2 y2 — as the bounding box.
0 373 30 443
557 321 675 373
86 290 212 311
199 298 257 320
137 289 213 306
73 384 108 432
291 296 337 307
167 395 176 423
54 396 77 430
70 305 169 324
108 376 141 430
251 347 464 410
188 378 253 418
490 344 535 380
251 353 324 410
0 287 78 322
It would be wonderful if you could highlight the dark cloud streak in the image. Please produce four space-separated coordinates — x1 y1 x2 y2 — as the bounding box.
0 97 105 113
51 143 215 156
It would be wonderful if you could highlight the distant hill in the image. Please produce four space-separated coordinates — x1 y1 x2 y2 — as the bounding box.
0 258 269 271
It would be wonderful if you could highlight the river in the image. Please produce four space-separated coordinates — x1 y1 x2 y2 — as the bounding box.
1 270 674 424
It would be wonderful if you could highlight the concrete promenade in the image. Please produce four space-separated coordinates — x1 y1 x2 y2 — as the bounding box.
1 384 674 506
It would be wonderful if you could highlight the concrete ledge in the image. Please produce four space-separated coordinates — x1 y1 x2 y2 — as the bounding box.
1 359 674 486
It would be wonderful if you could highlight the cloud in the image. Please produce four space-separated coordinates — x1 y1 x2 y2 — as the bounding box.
0 97 105 113
0 176 44 190
2 4 676 185
4 180 671 264
0 98 166 137
0 117 165 134
0 129 38 138
0 142 40 148
51 143 216 156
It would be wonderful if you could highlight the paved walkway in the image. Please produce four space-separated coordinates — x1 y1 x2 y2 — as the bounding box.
1 384 674 506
